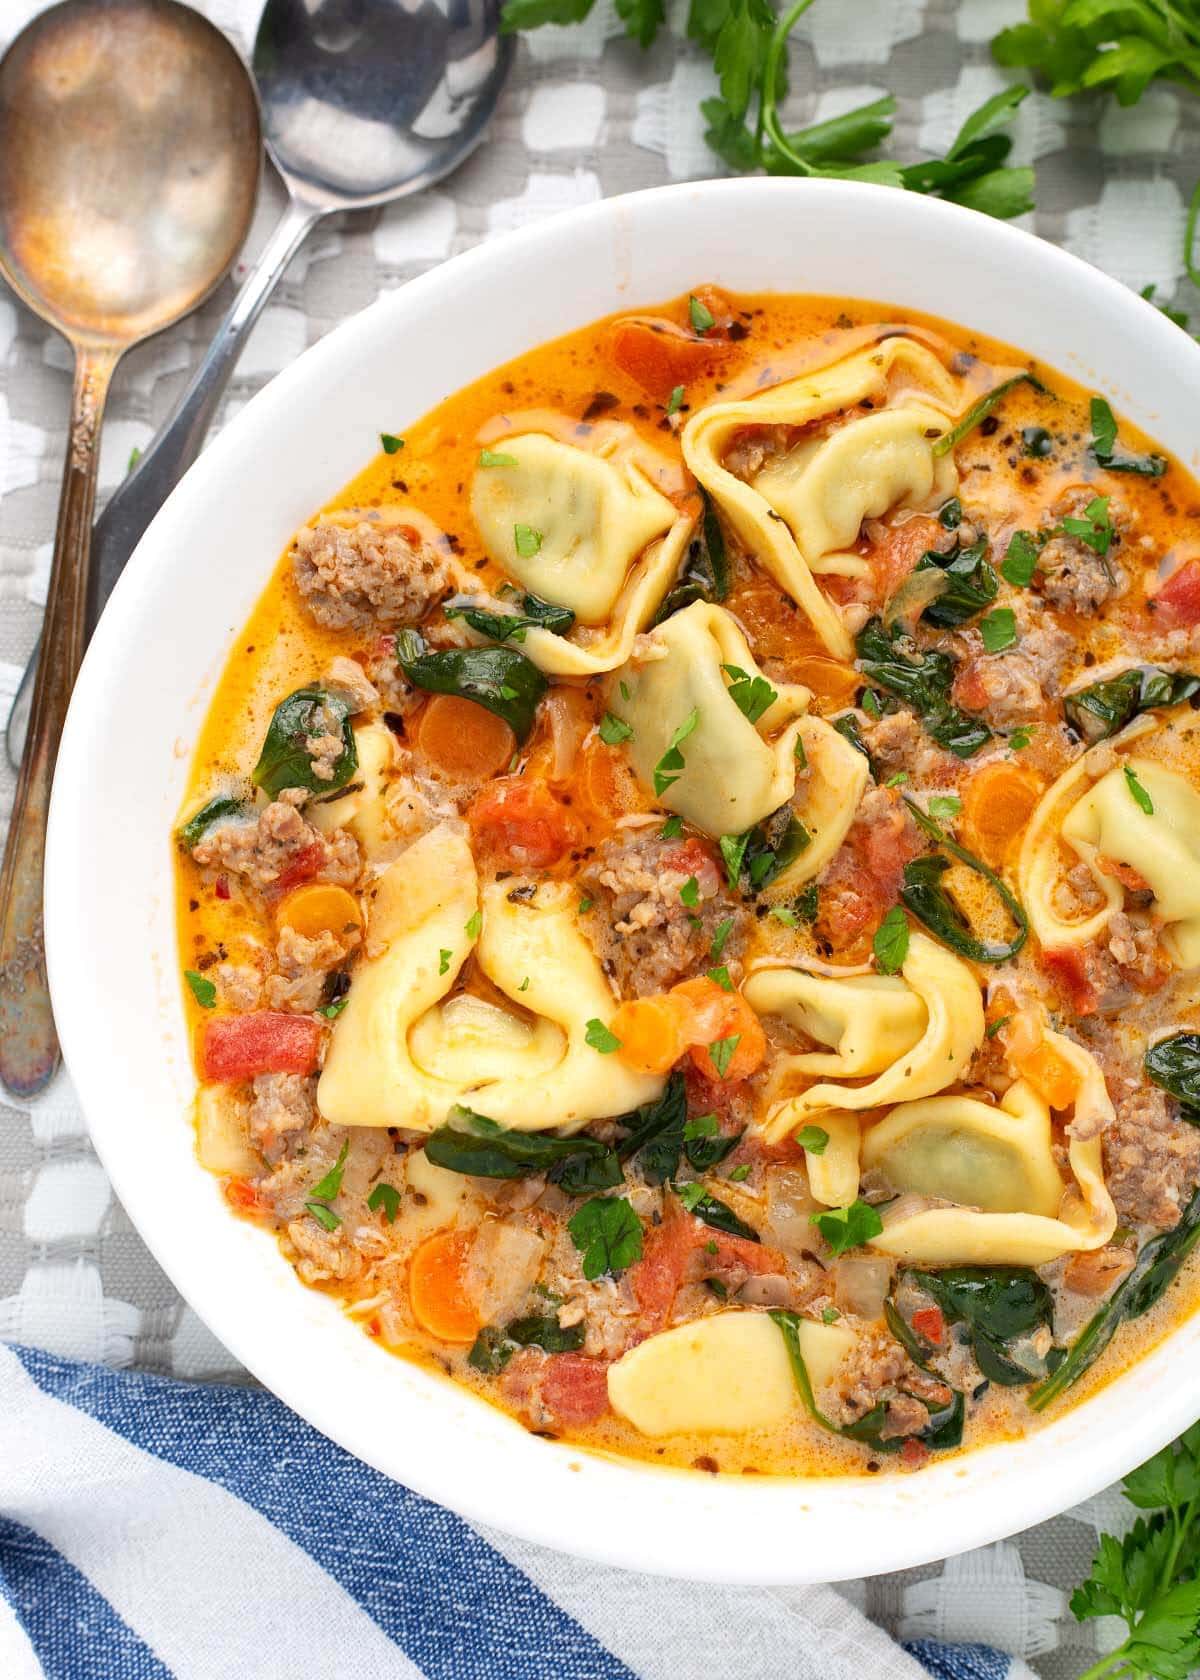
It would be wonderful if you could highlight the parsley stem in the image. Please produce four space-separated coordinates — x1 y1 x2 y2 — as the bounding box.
1186 175 1200 290
760 0 821 173
1072 1651 1134 1680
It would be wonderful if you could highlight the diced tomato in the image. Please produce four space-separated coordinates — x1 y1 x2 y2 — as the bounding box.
201 1011 323 1081
865 514 944 602
605 317 730 402
540 1353 611 1425
467 776 576 868
630 1206 782 1332
1039 945 1098 1018
900 1437 930 1470
214 875 231 901
661 837 721 895
818 796 923 952
1153 558 1200 627
270 841 326 895
1095 855 1152 894
224 1177 265 1215
911 1307 945 1346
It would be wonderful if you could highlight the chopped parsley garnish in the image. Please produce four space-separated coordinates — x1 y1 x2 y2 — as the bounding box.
306 1203 341 1232
707 965 733 991
661 814 683 839
822 1306 841 1324
674 1180 707 1213
1008 725 1036 752
1021 426 1053 459
810 1198 884 1257
666 383 685 415
795 1125 829 1155
1060 495 1113 557
862 688 883 719
380 433 404 454
599 711 634 745
794 733 807 767
728 1163 751 1182
318 995 349 1020
619 680 632 702
689 294 715 334
679 875 701 908
1001 530 1040 587
567 1196 643 1279
684 1113 718 1141
465 910 482 940
513 523 543 558
519 976 530 992
310 1141 349 1202
980 607 1018 653
184 969 216 1009
479 448 518 467
1124 764 1155 815
769 905 798 926
653 707 700 796
722 663 777 725
367 1182 402 1223
438 949 452 976
885 770 909 787
873 905 910 974
927 794 962 822
585 1018 622 1054
986 1015 1012 1039
709 917 734 961
708 1033 741 1079
577 897 594 915
718 831 750 888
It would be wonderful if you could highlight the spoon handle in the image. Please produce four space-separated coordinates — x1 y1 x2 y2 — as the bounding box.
5 195 322 770
0 344 116 1098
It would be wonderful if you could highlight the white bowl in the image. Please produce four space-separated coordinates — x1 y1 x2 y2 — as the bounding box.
46 178 1200 1584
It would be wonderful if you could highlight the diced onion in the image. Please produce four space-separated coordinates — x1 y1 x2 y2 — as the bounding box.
832 1256 893 1321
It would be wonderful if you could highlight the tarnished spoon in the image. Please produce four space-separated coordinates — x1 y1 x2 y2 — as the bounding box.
0 0 260 1098
6 0 514 766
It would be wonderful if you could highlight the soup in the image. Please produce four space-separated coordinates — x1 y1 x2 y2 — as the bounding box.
175 289 1200 1476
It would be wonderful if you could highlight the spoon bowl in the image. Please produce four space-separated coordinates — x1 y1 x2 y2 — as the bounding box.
0 0 260 1097
0 0 260 344
255 0 512 208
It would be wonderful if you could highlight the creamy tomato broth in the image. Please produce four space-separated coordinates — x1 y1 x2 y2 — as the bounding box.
176 290 1200 1477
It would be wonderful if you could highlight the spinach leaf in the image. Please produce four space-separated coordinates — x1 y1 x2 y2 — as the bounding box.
396 629 547 742
506 1314 586 1353
652 489 729 623
467 1327 516 1373
1063 665 1200 744
1031 1187 1200 1411
1088 395 1167 478
1146 1033 1200 1119
675 1182 759 1242
252 687 357 799
856 618 991 759
900 798 1028 963
909 1267 1057 1387
741 807 811 891
932 372 1048 458
773 1310 964 1455
444 590 575 643
914 536 1000 628
425 1107 622 1190
178 794 247 851
617 1073 688 1182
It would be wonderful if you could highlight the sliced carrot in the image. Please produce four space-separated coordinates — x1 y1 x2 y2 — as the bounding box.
962 760 1045 868
276 883 363 941
787 656 862 710
612 993 694 1074
574 737 642 827
409 1228 479 1343
414 693 515 782
1010 1038 1081 1111
673 977 767 1083
605 316 729 402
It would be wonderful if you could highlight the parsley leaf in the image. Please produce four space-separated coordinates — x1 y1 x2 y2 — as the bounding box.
980 607 1018 653
367 1182 402 1223
479 448 519 468
873 905 910 974
708 1033 741 1079
599 711 634 745
1060 495 1113 557
380 433 404 454
1125 764 1155 815
1088 394 1168 476
568 1196 643 1279
514 523 543 558
585 1018 622 1054
927 794 962 822
438 949 451 976
661 814 683 839
710 917 734 961
310 1141 349 1202
688 293 715 333
794 1125 829 1155
722 663 777 724
679 875 701 908
184 969 216 1009
810 1198 884 1257
654 707 700 796
666 383 685 415
465 910 482 940
707 964 733 991
1001 529 1040 588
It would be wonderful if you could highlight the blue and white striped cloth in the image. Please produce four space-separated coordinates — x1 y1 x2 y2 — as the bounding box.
0 1340 1020 1680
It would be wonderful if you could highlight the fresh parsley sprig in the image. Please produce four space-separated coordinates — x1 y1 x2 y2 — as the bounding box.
502 0 1034 220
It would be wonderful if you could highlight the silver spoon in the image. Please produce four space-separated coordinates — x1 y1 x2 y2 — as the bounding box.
6 0 513 767
0 0 260 1099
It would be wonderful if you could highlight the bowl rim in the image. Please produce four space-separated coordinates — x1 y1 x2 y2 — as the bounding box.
44 175 1200 1585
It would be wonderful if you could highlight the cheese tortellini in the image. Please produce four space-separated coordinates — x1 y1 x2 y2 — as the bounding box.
745 934 986 1208
610 600 867 855
682 340 962 659
863 1033 1117 1266
1020 730 1200 969
607 1312 801 1437
309 722 397 860
317 823 661 1133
